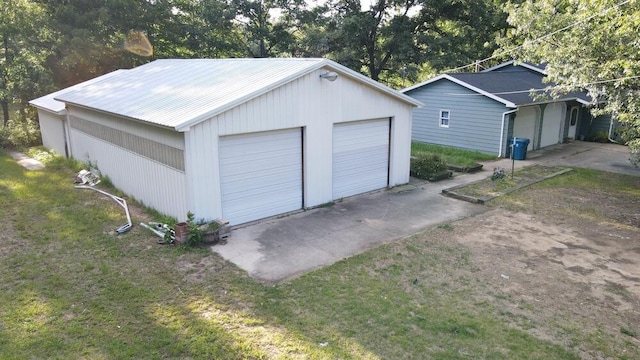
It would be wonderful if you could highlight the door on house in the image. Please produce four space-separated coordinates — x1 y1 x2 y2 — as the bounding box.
540 103 565 148
568 107 579 140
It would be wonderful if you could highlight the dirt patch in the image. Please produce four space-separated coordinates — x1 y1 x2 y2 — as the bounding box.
425 166 640 357
440 204 640 358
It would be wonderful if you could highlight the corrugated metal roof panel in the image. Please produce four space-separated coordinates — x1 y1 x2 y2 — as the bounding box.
54 58 421 130
55 58 327 129
29 70 128 114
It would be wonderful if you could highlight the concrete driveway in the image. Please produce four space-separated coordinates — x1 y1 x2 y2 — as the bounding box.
213 141 638 282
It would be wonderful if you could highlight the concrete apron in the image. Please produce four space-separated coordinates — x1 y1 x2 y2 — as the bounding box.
213 141 639 283
213 174 487 283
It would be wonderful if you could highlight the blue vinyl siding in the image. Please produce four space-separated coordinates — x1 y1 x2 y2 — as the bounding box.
405 79 510 155
589 114 612 138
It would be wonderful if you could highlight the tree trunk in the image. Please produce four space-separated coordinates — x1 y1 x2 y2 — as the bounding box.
2 33 9 126
259 38 267 58
1 101 8 126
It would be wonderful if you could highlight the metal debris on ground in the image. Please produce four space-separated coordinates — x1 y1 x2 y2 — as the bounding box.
74 169 101 186
140 222 175 244
75 185 132 233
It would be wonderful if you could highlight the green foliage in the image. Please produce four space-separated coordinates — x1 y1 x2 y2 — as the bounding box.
491 167 506 181
589 131 610 143
412 142 496 167
621 327 638 338
1 0 56 125
0 120 42 148
99 175 114 189
305 0 510 83
184 211 204 247
24 147 84 171
4 149 637 359
501 0 640 156
410 153 448 178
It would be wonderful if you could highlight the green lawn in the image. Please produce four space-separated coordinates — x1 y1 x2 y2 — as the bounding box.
0 149 591 359
411 142 497 167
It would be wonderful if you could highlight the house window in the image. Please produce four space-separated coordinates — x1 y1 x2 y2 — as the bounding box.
570 107 579 126
439 110 450 128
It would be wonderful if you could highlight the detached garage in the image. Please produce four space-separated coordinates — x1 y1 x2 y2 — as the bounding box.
29 70 127 157
35 58 420 225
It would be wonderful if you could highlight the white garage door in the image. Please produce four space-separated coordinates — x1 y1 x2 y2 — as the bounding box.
540 103 565 148
513 106 538 151
219 128 302 225
333 119 390 199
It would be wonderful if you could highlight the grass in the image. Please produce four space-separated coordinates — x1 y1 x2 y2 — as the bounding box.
450 165 569 200
411 142 497 168
0 148 626 359
492 167 640 228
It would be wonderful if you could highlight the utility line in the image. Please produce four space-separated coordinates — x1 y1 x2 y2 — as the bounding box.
444 0 633 73
445 74 640 97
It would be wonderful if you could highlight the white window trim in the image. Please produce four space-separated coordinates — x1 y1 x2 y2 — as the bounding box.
569 107 579 126
439 109 450 128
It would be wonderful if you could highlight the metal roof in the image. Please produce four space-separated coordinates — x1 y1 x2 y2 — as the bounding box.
29 70 128 114
54 58 421 131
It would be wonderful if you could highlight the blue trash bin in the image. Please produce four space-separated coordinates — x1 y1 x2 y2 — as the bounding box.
511 138 530 160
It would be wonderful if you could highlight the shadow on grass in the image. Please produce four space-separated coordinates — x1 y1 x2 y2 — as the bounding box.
0 149 582 359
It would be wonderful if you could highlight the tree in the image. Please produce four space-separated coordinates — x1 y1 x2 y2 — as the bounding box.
231 0 305 58
42 0 178 87
501 0 640 160
1 0 55 126
297 0 510 87
170 0 243 58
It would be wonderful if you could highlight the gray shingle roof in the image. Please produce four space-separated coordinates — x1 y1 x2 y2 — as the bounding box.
402 65 590 107
449 70 590 106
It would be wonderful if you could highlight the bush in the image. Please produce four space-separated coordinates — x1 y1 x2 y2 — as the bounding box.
0 120 42 149
184 211 204 247
410 153 448 179
589 131 609 143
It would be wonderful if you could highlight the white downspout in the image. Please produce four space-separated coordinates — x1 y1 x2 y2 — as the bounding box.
608 117 619 143
63 106 73 158
499 109 518 157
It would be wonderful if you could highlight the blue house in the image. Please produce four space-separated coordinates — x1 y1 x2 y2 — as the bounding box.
402 61 614 157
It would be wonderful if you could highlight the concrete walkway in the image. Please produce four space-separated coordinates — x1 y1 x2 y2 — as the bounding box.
6 150 45 170
484 141 640 177
213 141 638 282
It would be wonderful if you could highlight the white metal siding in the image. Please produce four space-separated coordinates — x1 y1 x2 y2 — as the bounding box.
70 129 187 219
513 106 538 151
540 103 565 148
38 111 67 157
67 107 188 219
186 71 412 219
69 107 184 150
333 119 389 199
219 128 302 225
